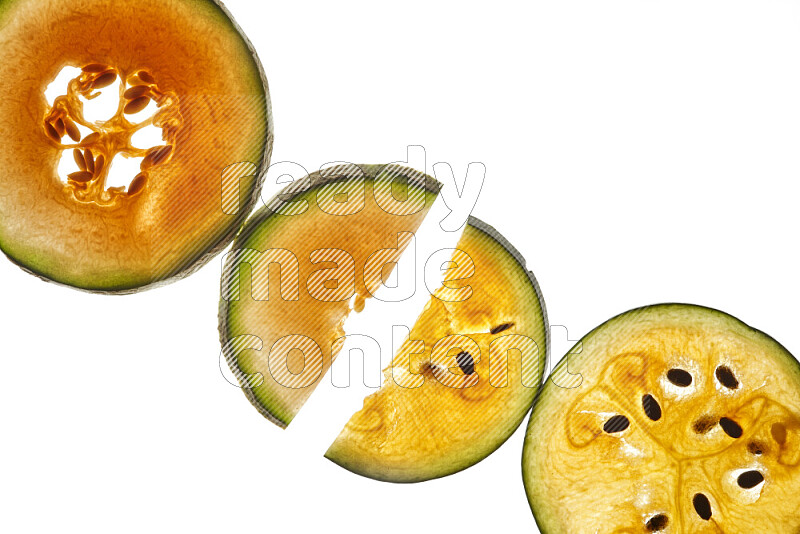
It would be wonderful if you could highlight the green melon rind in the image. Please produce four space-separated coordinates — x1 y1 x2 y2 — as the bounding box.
324 215 550 483
219 163 441 428
0 0 273 294
521 303 800 533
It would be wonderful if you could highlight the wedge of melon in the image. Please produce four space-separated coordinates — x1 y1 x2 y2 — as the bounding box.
523 304 800 532
219 164 440 427
0 0 271 292
326 217 548 482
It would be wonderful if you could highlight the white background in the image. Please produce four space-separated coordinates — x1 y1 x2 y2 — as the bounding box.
2 1 800 532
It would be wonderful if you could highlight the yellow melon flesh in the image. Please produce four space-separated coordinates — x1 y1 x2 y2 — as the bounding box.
0 0 270 291
220 164 440 427
326 220 548 482
523 304 800 533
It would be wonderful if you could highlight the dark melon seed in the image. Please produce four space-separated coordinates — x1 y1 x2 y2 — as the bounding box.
490 323 515 335
667 368 693 387
737 470 764 489
456 351 475 376
693 416 717 434
715 366 740 389
645 514 669 531
692 493 713 520
642 394 662 421
719 417 743 439
603 415 630 434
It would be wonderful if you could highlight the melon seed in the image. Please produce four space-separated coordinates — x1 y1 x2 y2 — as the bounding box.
53 118 66 136
94 155 106 176
124 85 150 100
84 150 95 174
456 351 475 376
82 63 108 73
693 493 712 520
44 122 61 142
63 118 81 142
124 96 150 115
667 368 693 387
72 149 86 171
737 470 764 489
719 417 743 439
128 173 147 195
772 423 787 445
642 394 662 421
67 171 94 183
645 514 669 532
603 415 630 434
693 416 717 434
82 132 101 145
137 71 156 84
490 323 514 335
715 366 740 389
93 71 118 89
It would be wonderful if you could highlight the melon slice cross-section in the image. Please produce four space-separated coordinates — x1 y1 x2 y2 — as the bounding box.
0 0 271 292
325 218 549 482
523 304 800 533
219 164 441 427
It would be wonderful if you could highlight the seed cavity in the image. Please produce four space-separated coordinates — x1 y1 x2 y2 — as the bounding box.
456 351 475 376
642 394 662 421
719 417 743 439
490 323 515 335
603 415 630 434
715 366 740 389
737 470 764 489
748 441 765 456
667 368 693 387
772 423 787 445
645 514 669 532
693 416 717 435
693 493 712 520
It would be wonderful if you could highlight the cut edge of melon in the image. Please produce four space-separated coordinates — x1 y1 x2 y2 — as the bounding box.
218 163 442 428
323 215 550 483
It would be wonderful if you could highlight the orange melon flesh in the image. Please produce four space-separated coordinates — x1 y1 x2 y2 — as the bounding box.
219 164 440 427
0 0 271 291
523 304 800 533
325 219 548 482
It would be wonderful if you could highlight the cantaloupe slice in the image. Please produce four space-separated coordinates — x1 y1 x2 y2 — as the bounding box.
220 166 549 481
0 0 271 291
219 163 440 427
523 304 800 532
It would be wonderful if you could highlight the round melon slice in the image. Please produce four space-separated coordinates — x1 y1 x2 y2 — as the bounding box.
0 0 271 292
219 163 441 427
523 304 800 532
326 218 548 483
